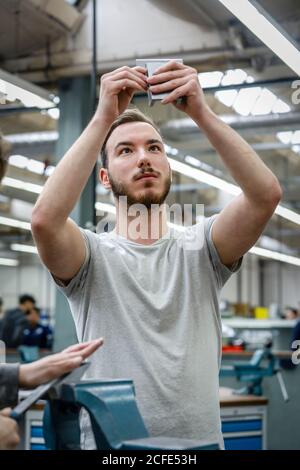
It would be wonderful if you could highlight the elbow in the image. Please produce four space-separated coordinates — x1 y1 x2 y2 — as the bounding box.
270 178 283 207
262 178 282 213
31 208 51 237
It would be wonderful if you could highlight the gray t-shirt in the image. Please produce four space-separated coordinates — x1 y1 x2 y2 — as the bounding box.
54 215 241 449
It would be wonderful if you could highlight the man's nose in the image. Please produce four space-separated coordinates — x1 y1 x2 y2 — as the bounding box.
137 149 151 166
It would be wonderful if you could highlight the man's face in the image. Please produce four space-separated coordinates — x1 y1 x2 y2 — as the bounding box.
22 301 35 312
100 122 172 208
26 308 40 327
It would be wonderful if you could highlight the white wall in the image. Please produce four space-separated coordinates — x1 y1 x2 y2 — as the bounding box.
264 261 300 309
222 254 300 310
221 254 260 306
0 257 56 313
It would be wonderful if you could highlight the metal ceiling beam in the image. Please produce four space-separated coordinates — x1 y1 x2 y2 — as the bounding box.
161 112 300 140
203 76 297 93
188 141 299 155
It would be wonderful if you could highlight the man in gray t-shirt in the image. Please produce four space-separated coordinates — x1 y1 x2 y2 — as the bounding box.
32 62 282 449
55 217 241 449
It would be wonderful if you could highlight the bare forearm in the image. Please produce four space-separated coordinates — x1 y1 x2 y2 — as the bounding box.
194 106 282 204
32 114 111 227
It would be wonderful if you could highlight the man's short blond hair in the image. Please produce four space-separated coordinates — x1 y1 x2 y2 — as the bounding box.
100 108 162 169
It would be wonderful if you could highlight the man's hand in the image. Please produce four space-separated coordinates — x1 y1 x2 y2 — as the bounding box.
18 338 104 388
146 61 207 121
97 66 148 124
0 408 20 450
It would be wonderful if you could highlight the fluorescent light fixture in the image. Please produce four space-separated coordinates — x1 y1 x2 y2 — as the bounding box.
11 244 38 254
47 108 60 120
292 131 300 145
198 71 224 88
217 0 300 77
0 257 19 267
221 69 248 86
0 68 58 109
292 145 300 155
211 68 290 115
95 202 117 214
277 131 300 152
277 131 293 144
215 89 238 107
9 155 28 168
168 157 300 226
2 177 43 194
5 131 59 144
184 155 203 168
44 166 56 177
251 88 277 116
250 246 300 267
164 144 178 156
169 158 241 196
272 99 291 114
0 215 31 231
9 154 55 176
233 87 262 116
26 159 45 175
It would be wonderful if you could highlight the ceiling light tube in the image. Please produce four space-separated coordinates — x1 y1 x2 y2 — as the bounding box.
0 215 31 231
0 257 19 267
217 0 300 76
168 157 300 227
250 246 300 267
10 244 38 254
2 177 43 194
0 68 58 109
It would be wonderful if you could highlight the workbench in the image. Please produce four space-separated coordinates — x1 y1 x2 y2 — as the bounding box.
220 387 268 450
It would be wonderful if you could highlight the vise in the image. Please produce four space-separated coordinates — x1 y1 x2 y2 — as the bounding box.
18 363 219 450
220 343 289 401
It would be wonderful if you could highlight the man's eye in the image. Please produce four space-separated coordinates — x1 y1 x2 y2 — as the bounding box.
149 145 161 152
120 147 131 155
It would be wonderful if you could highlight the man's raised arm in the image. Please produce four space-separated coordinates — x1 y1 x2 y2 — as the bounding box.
31 66 147 282
147 61 282 267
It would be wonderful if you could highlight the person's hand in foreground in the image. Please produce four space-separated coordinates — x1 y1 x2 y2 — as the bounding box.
0 408 20 450
18 338 104 388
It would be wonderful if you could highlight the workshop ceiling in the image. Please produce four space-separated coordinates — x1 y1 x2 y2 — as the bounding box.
0 0 83 60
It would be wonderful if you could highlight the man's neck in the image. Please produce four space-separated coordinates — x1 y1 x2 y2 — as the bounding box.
114 203 168 245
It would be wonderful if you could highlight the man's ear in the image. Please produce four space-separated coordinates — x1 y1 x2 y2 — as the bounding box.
99 167 111 189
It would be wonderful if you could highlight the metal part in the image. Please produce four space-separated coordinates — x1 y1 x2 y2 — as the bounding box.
136 58 183 106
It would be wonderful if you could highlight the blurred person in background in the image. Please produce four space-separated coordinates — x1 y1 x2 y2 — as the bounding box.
280 306 300 369
283 306 299 320
0 294 35 348
22 306 53 349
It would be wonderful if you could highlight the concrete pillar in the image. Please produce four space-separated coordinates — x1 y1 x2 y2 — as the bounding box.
53 77 95 351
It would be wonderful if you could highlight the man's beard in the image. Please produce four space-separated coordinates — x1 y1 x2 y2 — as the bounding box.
107 170 171 209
